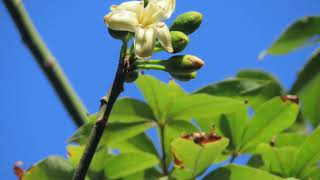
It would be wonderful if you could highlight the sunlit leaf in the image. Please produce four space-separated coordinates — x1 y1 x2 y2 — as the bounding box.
291 128 320 178
69 121 155 146
171 137 228 178
273 133 307 148
261 16 320 56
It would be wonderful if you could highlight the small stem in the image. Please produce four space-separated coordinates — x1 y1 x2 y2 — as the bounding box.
159 124 168 175
72 42 128 180
229 151 238 164
3 0 88 127
135 64 167 71
134 59 163 65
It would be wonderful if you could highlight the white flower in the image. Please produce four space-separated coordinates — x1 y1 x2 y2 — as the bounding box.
104 0 176 59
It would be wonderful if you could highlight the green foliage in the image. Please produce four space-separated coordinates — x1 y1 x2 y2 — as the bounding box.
261 16 320 55
204 165 285 180
195 70 283 108
22 157 75 180
171 137 229 179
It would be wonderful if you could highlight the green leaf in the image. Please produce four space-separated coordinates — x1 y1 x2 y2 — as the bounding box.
240 97 299 152
195 70 283 108
109 97 156 123
273 133 307 148
299 166 320 180
23 156 74 180
104 152 159 179
121 168 163 180
261 16 320 55
203 164 284 180
254 144 297 177
213 109 248 151
67 145 108 172
171 137 229 178
111 133 158 157
167 94 246 120
69 121 155 146
164 120 199 167
291 128 320 177
299 74 320 127
135 75 187 121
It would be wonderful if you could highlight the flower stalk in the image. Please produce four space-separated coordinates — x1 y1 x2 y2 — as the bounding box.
3 0 88 127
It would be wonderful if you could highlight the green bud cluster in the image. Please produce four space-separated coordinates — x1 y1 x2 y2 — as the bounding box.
134 55 204 81
170 11 203 35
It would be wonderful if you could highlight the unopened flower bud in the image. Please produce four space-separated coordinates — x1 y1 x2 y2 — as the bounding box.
107 28 129 40
170 11 203 35
154 31 189 53
170 72 197 82
164 55 204 75
125 71 139 83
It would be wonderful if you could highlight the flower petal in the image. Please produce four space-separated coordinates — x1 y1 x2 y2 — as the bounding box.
104 10 139 32
111 1 144 18
142 1 166 25
156 22 173 52
150 0 176 19
134 26 157 59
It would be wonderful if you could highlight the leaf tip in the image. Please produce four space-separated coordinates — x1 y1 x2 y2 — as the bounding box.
13 161 24 180
257 50 268 60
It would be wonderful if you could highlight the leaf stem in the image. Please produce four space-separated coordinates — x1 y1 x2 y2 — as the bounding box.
135 64 167 71
3 0 88 127
159 124 168 175
72 42 128 180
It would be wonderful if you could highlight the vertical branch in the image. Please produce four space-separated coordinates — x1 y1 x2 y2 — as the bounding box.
72 42 128 180
159 124 168 175
3 0 88 127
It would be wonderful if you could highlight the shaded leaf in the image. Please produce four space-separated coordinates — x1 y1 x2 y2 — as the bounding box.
111 133 158 157
203 164 284 180
261 16 320 55
104 152 159 179
195 70 283 108
240 97 299 152
23 156 74 180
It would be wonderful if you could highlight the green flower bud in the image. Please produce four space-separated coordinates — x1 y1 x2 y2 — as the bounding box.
108 28 129 40
170 72 197 82
170 11 203 35
164 55 204 75
154 31 190 53
125 71 139 83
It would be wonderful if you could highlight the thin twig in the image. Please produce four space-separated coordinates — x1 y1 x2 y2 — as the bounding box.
3 0 88 127
72 42 128 180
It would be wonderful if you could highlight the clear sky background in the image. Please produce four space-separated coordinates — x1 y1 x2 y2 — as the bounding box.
1 0 320 179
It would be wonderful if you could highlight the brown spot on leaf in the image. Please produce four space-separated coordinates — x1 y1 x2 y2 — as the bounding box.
13 161 24 180
181 130 222 146
172 150 184 169
281 95 299 104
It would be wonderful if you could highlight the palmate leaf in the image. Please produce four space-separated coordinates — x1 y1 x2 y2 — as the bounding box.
239 97 299 153
291 128 320 178
195 70 283 109
261 16 320 56
171 137 229 179
69 121 155 146
273 133 307 148
104 152 159 179
250 144 296 177
203 165 285 180
22 156 75 180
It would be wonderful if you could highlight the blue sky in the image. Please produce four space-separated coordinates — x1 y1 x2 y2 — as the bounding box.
1 0 319 179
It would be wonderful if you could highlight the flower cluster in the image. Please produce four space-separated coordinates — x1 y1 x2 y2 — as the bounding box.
104 0 204 82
